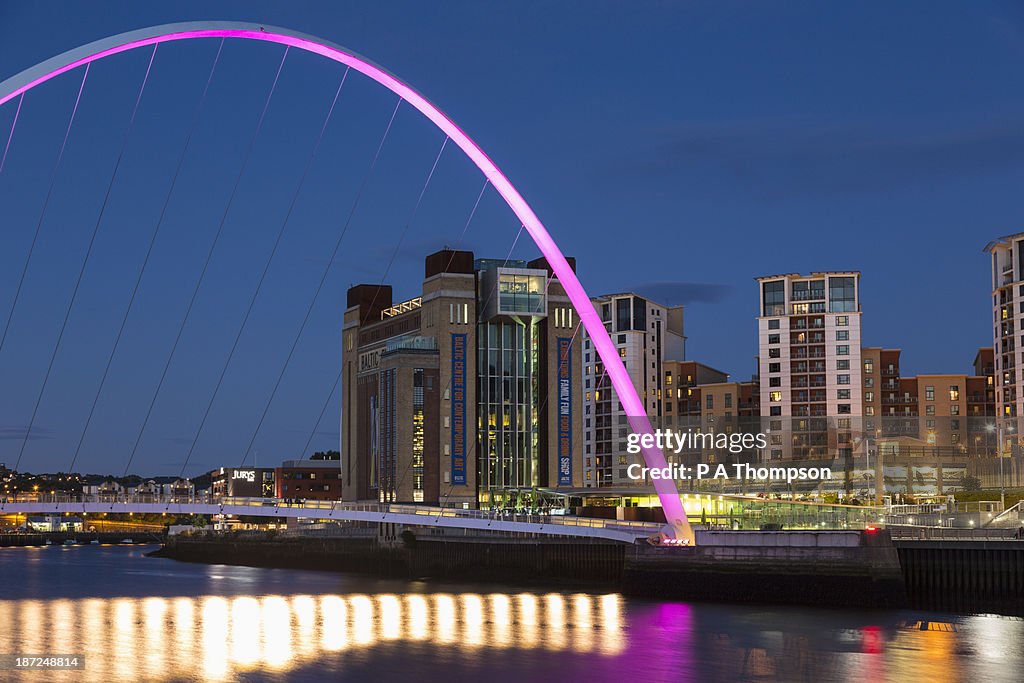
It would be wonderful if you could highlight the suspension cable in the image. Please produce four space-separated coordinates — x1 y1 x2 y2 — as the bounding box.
66 40 227 474
0 92 24 174
177 68 350 476
13 47 157 472
215 97 403 476
0 65 90 357
122 46 290 478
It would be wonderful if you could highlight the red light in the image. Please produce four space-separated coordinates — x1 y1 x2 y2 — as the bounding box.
865 525 877 533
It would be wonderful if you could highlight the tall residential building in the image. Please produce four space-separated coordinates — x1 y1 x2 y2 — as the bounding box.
581 294 685 487
340 249 584 509
757 272 863 462
984 234 1024 428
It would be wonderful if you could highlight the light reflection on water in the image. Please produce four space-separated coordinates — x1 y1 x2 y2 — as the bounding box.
0 548 1022 682
0 590 624 681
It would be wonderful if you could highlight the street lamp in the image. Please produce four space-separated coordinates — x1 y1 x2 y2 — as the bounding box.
988 421 1010 510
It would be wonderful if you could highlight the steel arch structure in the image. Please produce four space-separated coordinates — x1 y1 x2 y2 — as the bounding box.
0 22 691 541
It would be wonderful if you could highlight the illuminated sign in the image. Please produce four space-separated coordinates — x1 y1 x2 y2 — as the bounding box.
451 333 467 485
557 337 572 486
232 470 256 483
358 348 383 374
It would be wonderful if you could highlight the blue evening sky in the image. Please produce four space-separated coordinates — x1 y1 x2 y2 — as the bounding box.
0 1 1022 475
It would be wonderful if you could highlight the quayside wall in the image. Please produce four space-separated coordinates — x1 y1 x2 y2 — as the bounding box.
154 529 911 609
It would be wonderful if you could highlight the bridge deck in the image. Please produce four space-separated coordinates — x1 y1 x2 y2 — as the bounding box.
0 496 662 544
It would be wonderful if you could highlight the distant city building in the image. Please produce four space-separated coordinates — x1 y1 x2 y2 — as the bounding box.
209 467 275 498
26 515 82 532
582 293 686 487
275 459 341 500
757 272 863 462
341 248 584 509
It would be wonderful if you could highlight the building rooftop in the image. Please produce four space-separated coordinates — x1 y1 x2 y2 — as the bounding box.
983 233 1024 253
755 271 860 282
279 459 341 469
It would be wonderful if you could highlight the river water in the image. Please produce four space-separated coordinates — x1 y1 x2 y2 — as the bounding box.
0 544 1020 682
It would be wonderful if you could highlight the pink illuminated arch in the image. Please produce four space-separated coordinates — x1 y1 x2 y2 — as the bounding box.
0 22 691 540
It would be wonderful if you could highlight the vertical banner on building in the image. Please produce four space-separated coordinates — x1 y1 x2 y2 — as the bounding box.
451 333 467 485
557 336 573 486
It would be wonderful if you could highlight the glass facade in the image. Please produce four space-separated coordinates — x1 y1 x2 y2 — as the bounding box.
828 276 857 312
762 280 785 316
477 320 540 492
497 273 545 314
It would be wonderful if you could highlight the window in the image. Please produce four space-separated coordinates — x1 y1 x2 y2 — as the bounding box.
951 404 960 415
837 360 850 370
837 389 850 400
724 393 733 408
838 374 850 385
769 363 781 373
619 347 627 358
769 391 782 402
768 334 780 344
925 386 934 401
837 404 851 414
768 348 780 358
836 345 849 355
828 276 857 313
762 280 786 316
770 420 782 430
864 391 874 402
769 377 781 387
926 405 935 416
836 330 849 341
864 360 874 374
768 319 781 330
865 406 875 416
836 316 849 326
949 385 960 401
706 395 714 409
865 378 874 387
770 406 781 416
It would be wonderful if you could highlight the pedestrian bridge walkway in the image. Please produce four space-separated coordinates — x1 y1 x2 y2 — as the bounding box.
0 495 664 544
